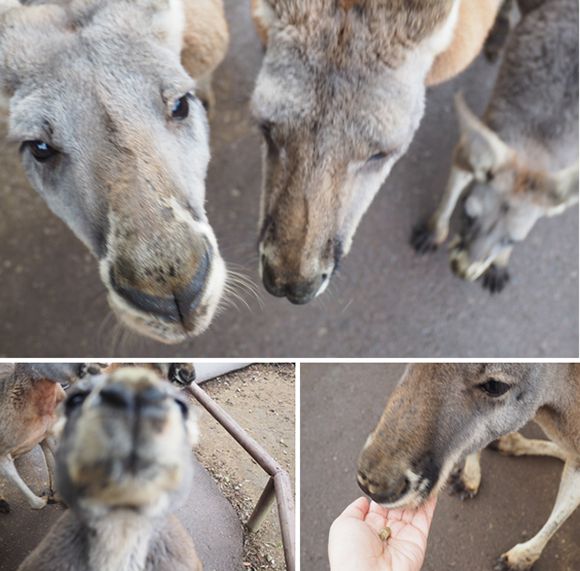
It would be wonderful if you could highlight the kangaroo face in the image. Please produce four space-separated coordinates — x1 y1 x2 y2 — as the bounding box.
450 170 545 280
0 2 226 342
357 364 546 509
251 0 459 304
56 368 197 518
449 95 579 281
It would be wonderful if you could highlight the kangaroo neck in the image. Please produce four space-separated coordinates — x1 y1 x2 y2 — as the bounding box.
85 511 157 571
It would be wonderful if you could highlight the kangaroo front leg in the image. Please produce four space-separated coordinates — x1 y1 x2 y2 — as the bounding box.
0 455 47 510
495 460 580 571
411 165 473 253
449 451 482 500
481 247 512 294
490 432 569 462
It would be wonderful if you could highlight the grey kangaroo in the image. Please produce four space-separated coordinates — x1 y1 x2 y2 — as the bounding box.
358 363 580 570
0 363 88 513
0 0 229 342
18 366 203 571
251 0 502 303
412 0 579 293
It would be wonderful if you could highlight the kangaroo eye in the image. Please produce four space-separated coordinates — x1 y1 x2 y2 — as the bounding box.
367 151 389 162
479 379 510 397
171 95 191 120
23 140 58 163
65 392 89 413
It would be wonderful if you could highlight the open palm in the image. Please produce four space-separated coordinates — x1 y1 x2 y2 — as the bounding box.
328 496 437 571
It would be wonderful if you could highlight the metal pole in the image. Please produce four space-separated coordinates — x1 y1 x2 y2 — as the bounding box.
274 470 296 571
187 382 280 475
186 383 295 571
246 476 276 532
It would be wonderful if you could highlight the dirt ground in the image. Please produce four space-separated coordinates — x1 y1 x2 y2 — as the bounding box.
300 363 580 571
192 363 296 570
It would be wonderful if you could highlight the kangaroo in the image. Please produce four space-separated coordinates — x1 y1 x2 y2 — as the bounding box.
18 367 202 571
250 0 502 304
357 363 580 571
412 0 579 293
0 0 229 343
0 363 88 513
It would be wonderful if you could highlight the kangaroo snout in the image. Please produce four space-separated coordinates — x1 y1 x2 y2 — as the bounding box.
356 467 411 505
261 257 329 305
99 382 166 419
110 246 212 327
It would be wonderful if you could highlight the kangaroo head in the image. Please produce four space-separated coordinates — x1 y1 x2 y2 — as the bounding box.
357 363 548 509
449 94 579 281
55 366 197 519
0 0 226 342
251 0 459 303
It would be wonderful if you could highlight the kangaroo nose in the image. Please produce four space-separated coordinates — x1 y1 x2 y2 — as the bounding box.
356 471 410 505
285 280 321 305
110 249 211 328
101 383 133 409
100 383 165 413
262 258 327 305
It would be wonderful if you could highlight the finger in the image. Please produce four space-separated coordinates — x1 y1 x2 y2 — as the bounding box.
368 500 388 518
364 509 388 533
338 496 370 521
423 495 438 524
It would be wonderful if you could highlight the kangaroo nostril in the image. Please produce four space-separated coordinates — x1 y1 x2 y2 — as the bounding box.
101 384 132 409
173 248 211 319
137 386 165 406
262 259 286 298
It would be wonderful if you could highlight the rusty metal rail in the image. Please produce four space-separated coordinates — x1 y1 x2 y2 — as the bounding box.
186 382 296 571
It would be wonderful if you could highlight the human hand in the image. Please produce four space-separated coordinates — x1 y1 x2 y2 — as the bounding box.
328 496 437 571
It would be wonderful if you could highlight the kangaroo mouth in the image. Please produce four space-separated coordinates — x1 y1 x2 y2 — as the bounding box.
449 243 493 282
99 252 227 344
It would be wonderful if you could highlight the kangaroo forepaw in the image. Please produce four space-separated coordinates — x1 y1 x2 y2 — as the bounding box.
410 222 439 254
0 499 11 514
448 469 480 501
493 553 535 571
489 433 521 456
482 265 510 294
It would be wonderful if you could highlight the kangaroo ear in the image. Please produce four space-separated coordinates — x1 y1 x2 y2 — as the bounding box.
0 1 26 97
544 164 579 216
454 92 513 178
251 0 277 45
139 0 185 55
0 2 66 98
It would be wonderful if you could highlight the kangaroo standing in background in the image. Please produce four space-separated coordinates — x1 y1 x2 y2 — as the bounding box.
0 0 229 343
250 0 502 304
18 367 202 571
358 364 580 571
0 363 87 513
412 0 579 292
